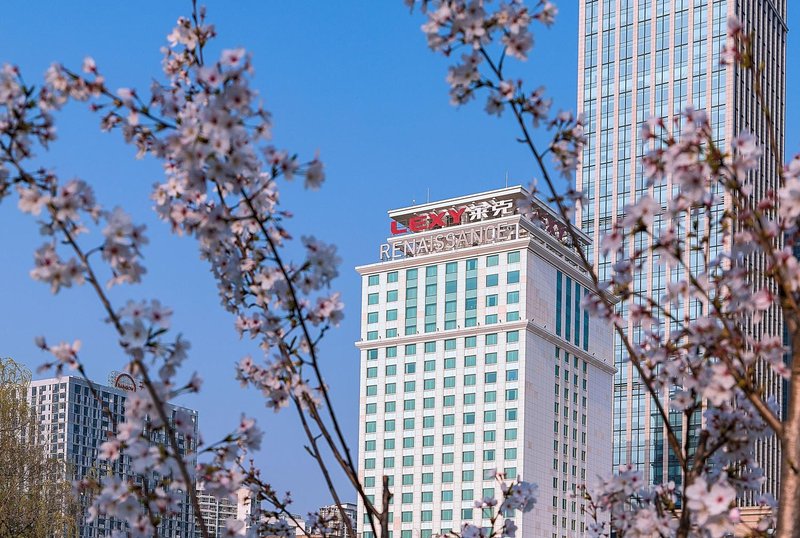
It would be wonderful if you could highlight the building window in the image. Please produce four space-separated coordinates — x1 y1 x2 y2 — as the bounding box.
368 293 379 305
507 270 520 284
386 309 398 321
387 290 398 302
486 294 498 307
387 271 398 283
556 271 563 335
368 275 379 286
507 251 520 263
486 274 499 287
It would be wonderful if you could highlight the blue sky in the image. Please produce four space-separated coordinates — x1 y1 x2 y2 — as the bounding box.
1 2 798 515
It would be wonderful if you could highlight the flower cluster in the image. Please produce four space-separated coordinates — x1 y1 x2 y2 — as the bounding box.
409 5 799 536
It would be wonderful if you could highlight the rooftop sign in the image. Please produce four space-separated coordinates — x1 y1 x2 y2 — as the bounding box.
390 198 515 235
375 186 589 263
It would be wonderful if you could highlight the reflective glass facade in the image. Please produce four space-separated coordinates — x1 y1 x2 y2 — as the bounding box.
577 0 787 501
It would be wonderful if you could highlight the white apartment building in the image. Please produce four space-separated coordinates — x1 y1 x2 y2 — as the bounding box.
318 502 358 538
28 375 198 537
356 187 614 538
196 483 259 537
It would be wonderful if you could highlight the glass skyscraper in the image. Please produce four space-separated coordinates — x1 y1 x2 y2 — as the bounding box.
576 0 787 502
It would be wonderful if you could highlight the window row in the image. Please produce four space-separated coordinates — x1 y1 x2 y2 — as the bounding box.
366 252 522 287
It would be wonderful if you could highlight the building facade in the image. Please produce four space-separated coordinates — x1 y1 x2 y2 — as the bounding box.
196 484 259 537
356 187 614 538
28 375 199 537
318 503 357 538
576 0 787 498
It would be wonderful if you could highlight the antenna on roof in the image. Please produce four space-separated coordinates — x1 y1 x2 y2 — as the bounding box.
426 187 430 203
505 171 509 188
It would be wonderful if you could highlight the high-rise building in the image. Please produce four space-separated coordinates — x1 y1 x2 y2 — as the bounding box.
356 187 614 537
576 0 787 499
196 483 259 537
317 502 357 538
28 375 199 537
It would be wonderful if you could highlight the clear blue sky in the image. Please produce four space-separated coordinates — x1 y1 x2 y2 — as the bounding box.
1 2 798 515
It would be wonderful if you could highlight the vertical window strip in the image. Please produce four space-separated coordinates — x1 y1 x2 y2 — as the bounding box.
555 271 563 336
583 289 590 351
565 276 573 341
574 281 581 347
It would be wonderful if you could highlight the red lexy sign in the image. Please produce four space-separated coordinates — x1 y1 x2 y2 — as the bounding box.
391 207 466 235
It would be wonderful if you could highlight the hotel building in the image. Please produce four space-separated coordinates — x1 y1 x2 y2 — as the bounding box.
356 187 614 538
28 374 199 537
576 0 787 499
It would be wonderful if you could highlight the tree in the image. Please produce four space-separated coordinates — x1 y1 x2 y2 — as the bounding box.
0 357 79 537
406 1 797 537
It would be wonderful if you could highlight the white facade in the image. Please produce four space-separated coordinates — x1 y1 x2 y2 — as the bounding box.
196 484 259 537
355 187 614 538
318 503 358 538
28 375 198 537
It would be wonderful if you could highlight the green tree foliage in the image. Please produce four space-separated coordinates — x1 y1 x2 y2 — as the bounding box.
0 357 80 537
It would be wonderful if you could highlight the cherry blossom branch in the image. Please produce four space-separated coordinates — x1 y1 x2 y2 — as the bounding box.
474 43 688 473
